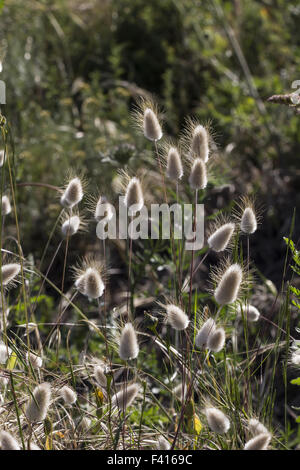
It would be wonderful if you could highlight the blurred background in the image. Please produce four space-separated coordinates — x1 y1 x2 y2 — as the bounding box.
0 0 299 287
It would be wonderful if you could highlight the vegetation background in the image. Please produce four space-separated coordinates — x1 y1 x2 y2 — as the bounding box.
0 0 299 449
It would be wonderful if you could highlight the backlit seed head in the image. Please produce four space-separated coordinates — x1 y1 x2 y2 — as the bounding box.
61 215 80 237
156 436 171 450
181 119 212 163
74 274 86 295
166 147 183 180
208 223 235 252
238 304 260 322
94 365 107 388
84 268 105 299
244 433 271 450
214 263 243 305
207 327 226 352
124 177 144 215
233 196 260 235
1 195 11 216
195 318 216 349
25 382 51 423
60 177 83 208
111 383 140 411
26 352 43 369
189 158 207 190
143 108 163 141
205 407 230 434
74 258 105 299
165 304 189 331
1 263 21 286
190 125 209 162
119 323 139 361
248 418 268 436
132 98 163 142
94 197 114 222
241 207 257 234
0 431 20 450
59 385 77 405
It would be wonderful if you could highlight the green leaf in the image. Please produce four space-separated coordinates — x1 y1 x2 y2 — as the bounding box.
290 377 300 386
193 413 202 435
290 286 300 297
292 300 300 310
6 351 18 370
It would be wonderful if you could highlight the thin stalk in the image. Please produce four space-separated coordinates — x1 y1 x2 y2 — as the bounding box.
188 189 198 317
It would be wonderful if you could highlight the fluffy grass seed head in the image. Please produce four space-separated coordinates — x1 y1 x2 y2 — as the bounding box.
238 304 260 322
0 431 20 450
74 257 105 299
248 418 269 436
61 214 81 237
182 119 211 162
118 168 146 214
2 195 11 215
133 97 163 141
189 158 207 190
207 220 235 253
213 262 243 306
60 176 84 209
1 263 21 287
205 407 230 434
94 365 107 388
190 124 209 162
124 176 144 215
156 436 171 450
195 317 216 349
244 433 271 450
111 383 140 411
119 322 139 361
165 304 189 331
165 146 183 181
94 195 114 222
81 268 104 299
59 385 77 405
25 382 51 423
241 207 257 234
207 327 226 352
26 351 43 369
143 107 163 141
234 196 261 235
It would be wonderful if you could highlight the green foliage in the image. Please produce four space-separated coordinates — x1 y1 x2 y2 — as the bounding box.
290 377 300 386
284 237 300 311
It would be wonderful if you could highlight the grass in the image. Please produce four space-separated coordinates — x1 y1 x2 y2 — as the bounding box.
0 100 298 451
